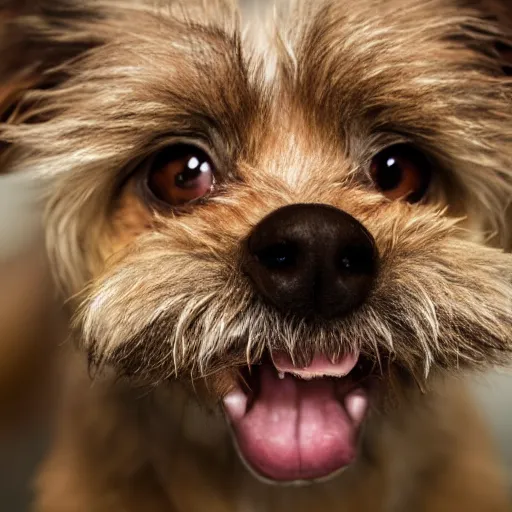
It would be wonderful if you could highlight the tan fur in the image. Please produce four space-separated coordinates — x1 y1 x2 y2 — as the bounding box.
0 0 511 510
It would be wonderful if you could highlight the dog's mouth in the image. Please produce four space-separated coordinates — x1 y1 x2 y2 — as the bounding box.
223 349 375 483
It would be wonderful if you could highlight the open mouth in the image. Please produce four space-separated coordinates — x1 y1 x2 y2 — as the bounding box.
223 349 375 483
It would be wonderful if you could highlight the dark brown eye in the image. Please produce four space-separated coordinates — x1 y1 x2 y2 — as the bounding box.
148 145 214 206
370 145 431 203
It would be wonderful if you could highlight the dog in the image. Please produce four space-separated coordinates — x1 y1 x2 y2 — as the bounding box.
1 0 512 510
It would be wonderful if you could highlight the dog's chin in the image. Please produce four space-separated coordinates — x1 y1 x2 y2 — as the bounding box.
222 350 376 484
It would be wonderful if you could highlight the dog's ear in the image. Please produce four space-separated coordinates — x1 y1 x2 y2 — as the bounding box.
0 1 102 126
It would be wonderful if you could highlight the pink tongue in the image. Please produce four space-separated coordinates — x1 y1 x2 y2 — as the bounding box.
224 353 368 482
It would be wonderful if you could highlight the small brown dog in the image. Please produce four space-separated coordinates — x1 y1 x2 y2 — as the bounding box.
1 0 512 510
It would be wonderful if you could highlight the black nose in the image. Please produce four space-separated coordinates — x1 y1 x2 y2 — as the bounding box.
244 204 378 319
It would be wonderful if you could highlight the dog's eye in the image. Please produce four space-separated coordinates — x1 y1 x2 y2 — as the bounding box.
370 145 431 203
148 145 215 206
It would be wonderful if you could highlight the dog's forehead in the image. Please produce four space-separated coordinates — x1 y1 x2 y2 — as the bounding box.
69 0 489 153
239 0 282 84
227 0 453 175
237 0 329 172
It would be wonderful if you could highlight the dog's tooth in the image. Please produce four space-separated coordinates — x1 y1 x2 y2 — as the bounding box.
344 390 369 426
223 389 248 421
278 371 286 380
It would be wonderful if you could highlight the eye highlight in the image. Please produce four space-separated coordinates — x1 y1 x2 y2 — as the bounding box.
148 145 215 206
370 144 431 203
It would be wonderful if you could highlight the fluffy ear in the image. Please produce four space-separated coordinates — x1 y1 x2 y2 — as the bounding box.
0 1 102 126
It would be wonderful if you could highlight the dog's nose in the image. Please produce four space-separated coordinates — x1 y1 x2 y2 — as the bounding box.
245 204 378 318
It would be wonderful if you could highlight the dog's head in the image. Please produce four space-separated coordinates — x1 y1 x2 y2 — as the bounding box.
1 0 512 484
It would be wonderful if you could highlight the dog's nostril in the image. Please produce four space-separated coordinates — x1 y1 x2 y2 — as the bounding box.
336 245 376 274
255 241 298 270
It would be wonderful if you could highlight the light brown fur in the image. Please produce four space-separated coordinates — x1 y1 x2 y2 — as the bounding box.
1 0 512 510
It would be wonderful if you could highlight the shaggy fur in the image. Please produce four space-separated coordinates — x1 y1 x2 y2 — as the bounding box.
1 0 512 510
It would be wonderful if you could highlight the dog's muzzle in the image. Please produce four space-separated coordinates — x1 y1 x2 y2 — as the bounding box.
224 205 378 482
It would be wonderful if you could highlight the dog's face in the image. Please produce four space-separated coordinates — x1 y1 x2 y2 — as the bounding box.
2 0 512 484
